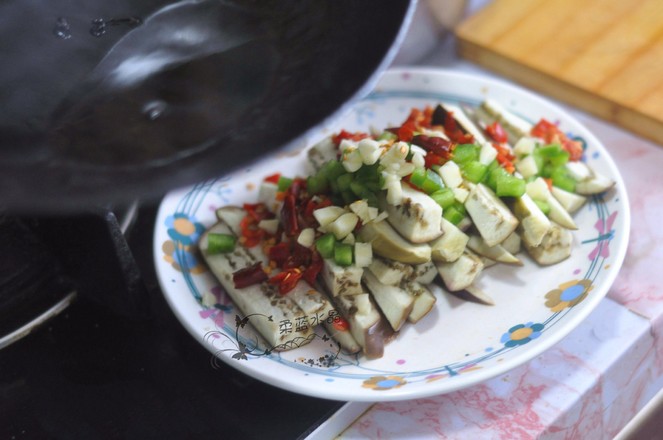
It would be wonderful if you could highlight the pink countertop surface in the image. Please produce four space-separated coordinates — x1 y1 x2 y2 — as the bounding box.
324 4 663 439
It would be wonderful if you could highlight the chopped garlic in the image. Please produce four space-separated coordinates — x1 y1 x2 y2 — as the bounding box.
297 228 315 247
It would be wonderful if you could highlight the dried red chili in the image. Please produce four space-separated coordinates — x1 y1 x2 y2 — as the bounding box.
233 262 267 288
280 194 299 237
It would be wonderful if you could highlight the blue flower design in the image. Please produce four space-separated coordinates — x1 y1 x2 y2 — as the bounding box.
501 322 544 348
166 212 205 245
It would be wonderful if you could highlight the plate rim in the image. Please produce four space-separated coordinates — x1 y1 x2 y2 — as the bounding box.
153 66 631 401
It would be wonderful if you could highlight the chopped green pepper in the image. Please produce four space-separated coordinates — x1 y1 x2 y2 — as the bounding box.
495 174 526 198
461 160 489 183
277 176 293 192
430 187 455 209
315 233 336 259
452 144 480 164
334 242 354 267
207 233 236 254
533 199 551 215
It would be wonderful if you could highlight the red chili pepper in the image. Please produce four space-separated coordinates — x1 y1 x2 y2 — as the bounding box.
486 121 508 143
492 142 516 174
397 121 417 142
268 268 303 295
531 119 583 161
562 139 583 162
332 315 350 332
302 251 323 285
280 194 299 237
243 203 272 222
239 215 263 247
411 135 453 160
233 262 267 288
283 243 311 269
543 178 553 191
267 241 290 267
332 130 370 145
264 173 281 184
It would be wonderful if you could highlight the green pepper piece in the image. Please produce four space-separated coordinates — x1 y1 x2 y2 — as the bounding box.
207 233 236 254
377 131 398 141
337 173 354 192
461 160 489 183
422 169 445 193
315 233 336 259
486 166 509 191
322 160 346 182
430 187 455 209
452 144 480 164
533 199 551 215
442 205 465 225
334 242 354 267
495 174 526 198
551 167 577 193
307 173 328 195
409 168 427 188
277 176 293 192
350 180 368 198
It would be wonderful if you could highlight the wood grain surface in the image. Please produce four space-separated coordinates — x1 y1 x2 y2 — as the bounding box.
456 0 663 145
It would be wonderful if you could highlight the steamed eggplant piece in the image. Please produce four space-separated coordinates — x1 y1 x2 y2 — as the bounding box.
526 178 577 230
363 271 414 332
357 219 432 264
478 99 533 145
457 283 495 306
511 194 551 247
466 235 522 265
565 161 615 195
307 136 337 171
367 257 414 286
321 319 361 355
523 221 573 265
321 258 364 297
384 183 443 243
435 251 484 292
404 281 437 323
551 186 587 214
410 261 437 285
435 103 488 144
430 217 470 263
464 183 519 247
501 231 522 255
200 224 314 350
575 173 615 195
333 293 387 359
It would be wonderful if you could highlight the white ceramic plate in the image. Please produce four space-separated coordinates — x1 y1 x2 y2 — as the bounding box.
153 68 629 401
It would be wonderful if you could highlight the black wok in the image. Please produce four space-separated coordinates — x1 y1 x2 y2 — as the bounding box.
0 0 415 212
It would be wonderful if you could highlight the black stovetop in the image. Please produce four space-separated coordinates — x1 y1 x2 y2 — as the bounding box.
0 203 344 440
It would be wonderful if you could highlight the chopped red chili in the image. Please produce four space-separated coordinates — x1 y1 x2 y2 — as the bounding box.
332 130 370 145
264 173 281 184
233 262 267 288
268 268 303 295
485 121 508 144
332 315 350 332
531 119 583 161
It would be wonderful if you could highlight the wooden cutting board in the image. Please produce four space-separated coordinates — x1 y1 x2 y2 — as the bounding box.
456 0 663 145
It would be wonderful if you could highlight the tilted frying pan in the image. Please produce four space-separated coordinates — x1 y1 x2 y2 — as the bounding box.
0 0 415 212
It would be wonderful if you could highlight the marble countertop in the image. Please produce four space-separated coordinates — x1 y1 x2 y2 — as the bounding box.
308 2 663 439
